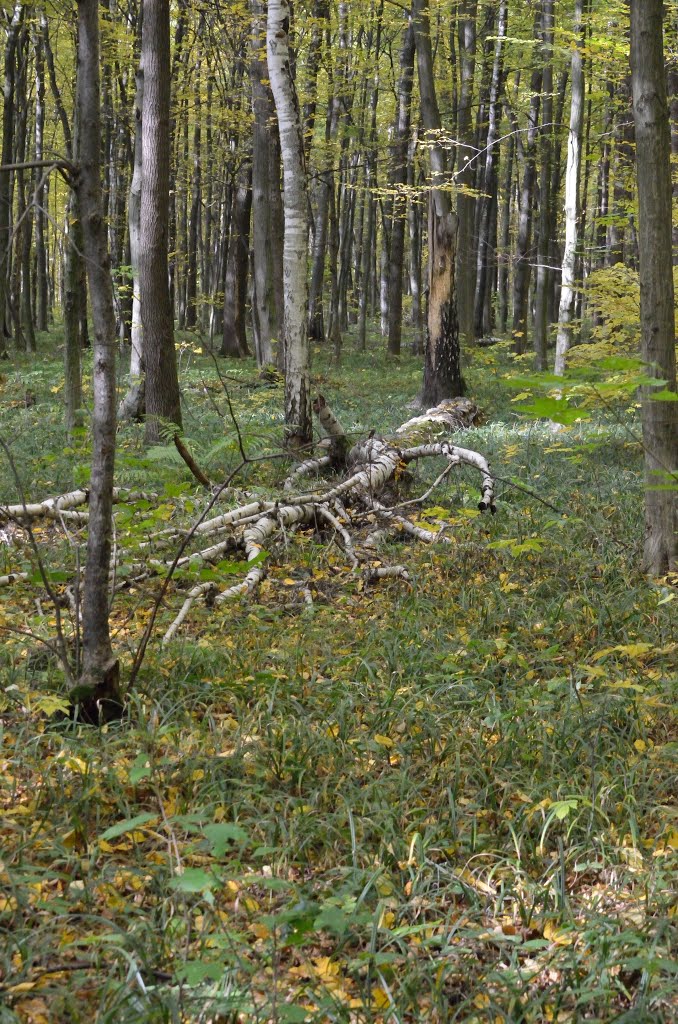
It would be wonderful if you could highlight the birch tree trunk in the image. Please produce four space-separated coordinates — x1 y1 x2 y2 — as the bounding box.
118 66 145 420
267 0 312 447
140 0 182 444
554 0 584 376
630 0 678 574
75 0 120 705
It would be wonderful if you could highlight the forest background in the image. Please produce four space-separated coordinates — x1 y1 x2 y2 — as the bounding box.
0 0 676 1021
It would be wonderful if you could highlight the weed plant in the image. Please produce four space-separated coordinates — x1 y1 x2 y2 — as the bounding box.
0 329 675 1022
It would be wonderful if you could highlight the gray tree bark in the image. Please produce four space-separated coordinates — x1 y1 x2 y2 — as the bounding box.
140 0 182 444
533 0 555 370
630 0 678 574
387 19 415 358
118 66 145 422
455 0 478 346
75 0 121 707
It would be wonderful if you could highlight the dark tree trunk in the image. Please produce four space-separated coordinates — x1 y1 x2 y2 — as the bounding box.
140 0 182 444
221 157 252 358
413 0 463 404
630 0 678 574
456 0 478 345
75 0 121 708
473 0 507 339
0 3 22 352
511 20 542 354
533 0 555 370
387 20 415 358
33 22 48 331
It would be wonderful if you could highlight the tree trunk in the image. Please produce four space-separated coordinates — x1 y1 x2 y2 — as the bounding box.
75 0 121 708
387 20 415 358
533 0 555 370
473 0 507 339
0 3 22 352
140 0 182 444
456 0 478 346
630 0 678 574
250 0 281 365
407 137 423 353
511 17 542 354
554 0 585 375
185 45 201 331
33 21 48 331
118 66 145 422
221 157 252 358
496 130 514 335
413 0 463 405
267 0 312 447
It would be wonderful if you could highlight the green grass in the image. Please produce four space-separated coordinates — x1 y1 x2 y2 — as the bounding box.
0 327 676 1022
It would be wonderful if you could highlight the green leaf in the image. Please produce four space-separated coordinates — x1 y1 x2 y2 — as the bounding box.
99 812 157 841
176 959 225 984
649 389 678 401
314 905 351 935
517 397 588 425
203 823 249 857
167 868 219 893
129 753 152 785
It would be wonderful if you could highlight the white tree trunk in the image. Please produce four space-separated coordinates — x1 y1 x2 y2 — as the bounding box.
267 0 312 447
554 0 584 376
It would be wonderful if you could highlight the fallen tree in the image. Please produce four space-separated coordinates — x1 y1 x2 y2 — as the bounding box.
1 397 495 687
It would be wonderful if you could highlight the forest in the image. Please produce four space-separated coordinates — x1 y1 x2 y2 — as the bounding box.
0 0 676 1020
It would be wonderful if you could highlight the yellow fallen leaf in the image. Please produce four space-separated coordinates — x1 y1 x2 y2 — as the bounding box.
373 734 394 748
370 986 390 1010
543 920 573 946
634 739 647 752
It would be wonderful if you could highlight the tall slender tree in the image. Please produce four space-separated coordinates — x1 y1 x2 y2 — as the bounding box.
267 0 312 447
74 0 121 711
630 0 678 573
554 0 585 375
413 0 463 404
140 0 182 444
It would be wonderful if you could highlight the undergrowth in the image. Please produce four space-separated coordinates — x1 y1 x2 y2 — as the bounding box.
0 329 676 1022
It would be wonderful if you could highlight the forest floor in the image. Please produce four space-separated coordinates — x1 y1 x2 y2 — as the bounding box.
0 329 676 1023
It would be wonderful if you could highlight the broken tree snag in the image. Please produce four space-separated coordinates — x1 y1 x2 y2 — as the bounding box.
313 393 350 467
421 204 463 407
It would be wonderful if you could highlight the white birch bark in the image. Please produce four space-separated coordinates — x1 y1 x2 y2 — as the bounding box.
267 0 312 447
554 0 584 375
